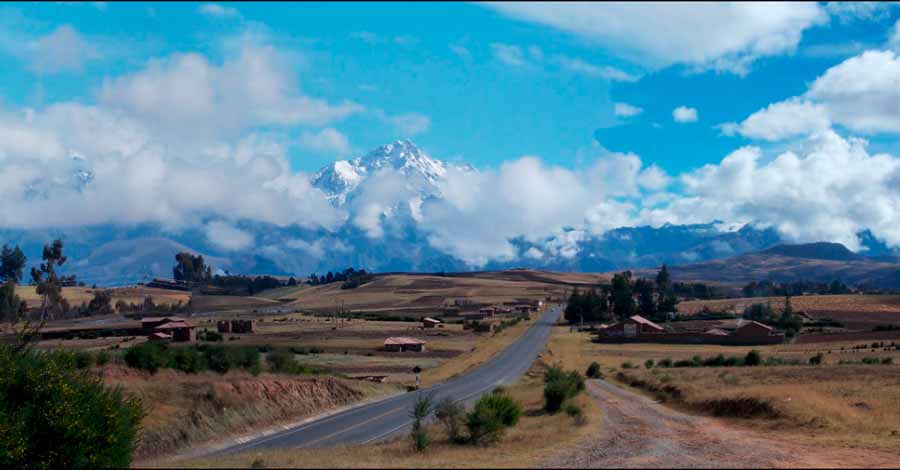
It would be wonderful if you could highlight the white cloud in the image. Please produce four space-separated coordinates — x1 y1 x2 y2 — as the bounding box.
29 25 100 74
486 2 827 74
723 98 830 141
825 2 894 24
205 221 254 251
449 44 471 60
299 128 351 155
673 106 698 123
491 43 528 67
614 102 643 118
199 3 242 19
556 55 638 81
100 45 363 140
373 110 431 137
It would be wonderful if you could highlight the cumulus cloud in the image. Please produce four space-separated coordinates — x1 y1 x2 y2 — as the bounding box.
206 221 254 251
731 49 900 140
486 2 827 74
100 45 363 140
673 106 698 123
491 43 528 67
299 128 351 155
614 102 643 118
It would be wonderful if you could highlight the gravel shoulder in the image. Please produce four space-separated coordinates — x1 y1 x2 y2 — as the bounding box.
541 379 900 469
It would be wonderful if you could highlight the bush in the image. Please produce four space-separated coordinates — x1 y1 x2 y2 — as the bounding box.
199 330 223 342
434 397 465 443
744 350 762 367
585 361 602 379
124 342 166 373
808 353 823 365
73 350 94 369
466 391 522 446
95 350 110 366
658 357 673 368
563 402 586 425
621 361 636 369
204 346 233 374
644 359 655 369
168 348 206 374
543 366 585 413
266 350 315 375
0 346 145 468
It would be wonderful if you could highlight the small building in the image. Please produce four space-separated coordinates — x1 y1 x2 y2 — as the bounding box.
422 317 441 329
461 311 492 321
733 320 776 339
217 320 231 333
384 337 427 352
231 319 253 333
479 307 497 317
142 316 187 330
152 320 194 342
598 315 665 339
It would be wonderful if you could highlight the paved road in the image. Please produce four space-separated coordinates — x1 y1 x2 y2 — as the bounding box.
212 304 563 455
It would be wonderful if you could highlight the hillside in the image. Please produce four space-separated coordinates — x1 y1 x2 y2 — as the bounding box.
655 243 900 288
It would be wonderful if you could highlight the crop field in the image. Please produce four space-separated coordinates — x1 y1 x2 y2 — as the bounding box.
15 285 191 309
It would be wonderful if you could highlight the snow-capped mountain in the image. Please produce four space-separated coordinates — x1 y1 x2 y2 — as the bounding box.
312 140 468 206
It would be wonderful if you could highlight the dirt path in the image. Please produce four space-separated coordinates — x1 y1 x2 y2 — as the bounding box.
541 380 899 469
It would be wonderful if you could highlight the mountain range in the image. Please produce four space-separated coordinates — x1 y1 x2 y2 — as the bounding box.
3 140 899 287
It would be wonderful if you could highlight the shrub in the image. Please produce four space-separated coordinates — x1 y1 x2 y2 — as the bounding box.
266 350 315 375
204 346 232 374
883 357 894 365
563 402 586 426
658 357 673 368
199 330 223 342
621 361 636 369
409 394 433 452
543 366 585 413
124 341 166 373
73 350 94 369
744 350 762 367
466 391 522 446
644 359 655 369
95 350 110 366
0 346 145 468
434 397 465 443
168 348 206 374
585 361 602 379
700 397 778 419
808 353 823 366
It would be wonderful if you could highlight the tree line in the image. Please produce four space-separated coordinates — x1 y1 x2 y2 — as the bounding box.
741 279 851 297
564 265 679 325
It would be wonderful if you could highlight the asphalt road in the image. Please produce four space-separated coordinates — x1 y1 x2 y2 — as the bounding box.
212 304 563 455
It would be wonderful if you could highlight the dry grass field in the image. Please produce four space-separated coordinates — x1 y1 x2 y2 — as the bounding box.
15 285 190 309
546 327 900 453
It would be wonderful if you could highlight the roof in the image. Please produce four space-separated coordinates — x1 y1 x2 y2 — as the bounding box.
628 315 664 331
422 317 441 323
154 321 193 330
736 320 774 331
704 328 730 336
384 336 427 345
149 332 172 339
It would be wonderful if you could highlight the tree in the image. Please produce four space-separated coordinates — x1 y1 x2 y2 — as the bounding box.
173 252 211 284
610 271 635 320
655 265 678 314
635 278 657 318
434 397 465 443
409 393 433 452
30 239 67 322
287 277 297 287
86 290 113 316
0 281 24 323
0 244 26 283
778 295 802 336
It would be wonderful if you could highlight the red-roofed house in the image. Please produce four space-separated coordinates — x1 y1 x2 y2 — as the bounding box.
384 337 427 352
149 319 194 342
598 315 665 339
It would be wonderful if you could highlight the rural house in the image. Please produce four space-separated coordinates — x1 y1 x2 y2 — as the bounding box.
597 315 665 339
143 317 194 342
422 317 441 329
384 337 427 352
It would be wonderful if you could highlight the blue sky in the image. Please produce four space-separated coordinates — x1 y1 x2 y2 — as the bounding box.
5 2 900 262
3 2 896 174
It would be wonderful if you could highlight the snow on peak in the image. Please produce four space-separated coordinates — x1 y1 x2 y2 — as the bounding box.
312 140 468 206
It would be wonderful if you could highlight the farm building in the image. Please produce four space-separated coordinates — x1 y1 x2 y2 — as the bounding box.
598 315 665 339
216 319 254 334
733 320 778 340
422 317 441 329
149 332 172 341
143 317 194 342
384 337 427 352
216 320 231 333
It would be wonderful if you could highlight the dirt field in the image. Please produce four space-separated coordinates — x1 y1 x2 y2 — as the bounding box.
544 327 900 457
269 272 573 316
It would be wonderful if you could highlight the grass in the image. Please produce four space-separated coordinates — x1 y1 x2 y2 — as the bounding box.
161 345 600 469
15 285 190 309
547 326 900 452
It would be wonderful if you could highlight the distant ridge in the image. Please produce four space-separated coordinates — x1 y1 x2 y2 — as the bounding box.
762 242 863 261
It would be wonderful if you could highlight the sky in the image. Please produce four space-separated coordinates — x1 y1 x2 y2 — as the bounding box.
4 2 900 263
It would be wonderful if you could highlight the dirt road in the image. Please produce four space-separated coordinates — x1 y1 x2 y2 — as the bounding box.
542 380 899 469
